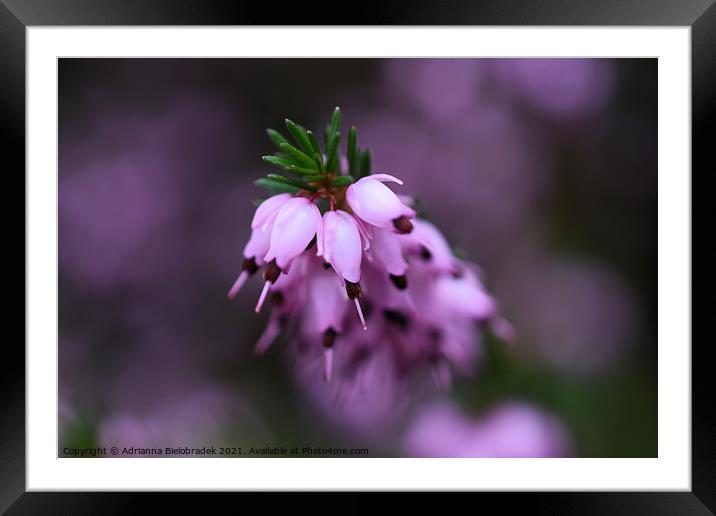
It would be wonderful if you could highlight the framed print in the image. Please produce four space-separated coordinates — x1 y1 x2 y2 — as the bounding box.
4 0 709 511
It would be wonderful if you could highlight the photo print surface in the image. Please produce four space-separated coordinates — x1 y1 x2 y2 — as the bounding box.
58 58 657 458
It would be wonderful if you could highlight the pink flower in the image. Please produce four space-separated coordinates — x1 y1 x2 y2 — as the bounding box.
400 218 457 274
305 272 350 381
404 401 572 457
251 193 292 231
255 197 322 313
317 210 363 284
230 129 508 394
317 210 368 331
346 174 416 233
265 197 322 271
369 228 408 279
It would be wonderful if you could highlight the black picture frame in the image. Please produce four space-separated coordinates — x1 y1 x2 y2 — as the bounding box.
3 0 708 512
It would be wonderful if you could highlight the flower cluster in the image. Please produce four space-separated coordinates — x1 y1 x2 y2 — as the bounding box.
229 108 512 384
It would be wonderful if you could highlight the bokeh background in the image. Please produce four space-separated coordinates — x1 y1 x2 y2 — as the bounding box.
59 58 656 457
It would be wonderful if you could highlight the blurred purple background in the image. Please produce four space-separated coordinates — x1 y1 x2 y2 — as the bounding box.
59 58 656 457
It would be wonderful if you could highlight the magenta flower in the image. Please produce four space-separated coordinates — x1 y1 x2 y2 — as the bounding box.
228 108 510 388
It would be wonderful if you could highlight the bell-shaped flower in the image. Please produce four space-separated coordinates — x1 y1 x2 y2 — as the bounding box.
369 228 408 287
431 268 497 321
401 219 457 273
255 197 321 313
264 197 322 271
305 273 350 382
346 174 416 233
317 210 368 331
317 210 363 284
251 193 292 231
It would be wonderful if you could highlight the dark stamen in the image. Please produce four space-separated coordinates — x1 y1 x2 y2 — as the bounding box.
242 257 259 275
383 308 410 329
322 328 337 348
393 215 414 234
389 274 408 290
419 246 433 261
345 281 362 300
322 262 332 270
263 259 281 283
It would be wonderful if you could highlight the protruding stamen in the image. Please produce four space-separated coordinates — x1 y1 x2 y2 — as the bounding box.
254 319 280 355
393 215 414 234
323 347 334 382
353 298 367 331
255 281 272 313
227 271 249 300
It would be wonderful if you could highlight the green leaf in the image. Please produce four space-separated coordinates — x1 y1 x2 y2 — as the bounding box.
347 126 357 176
306 130 322 156
326 132 340 173
262 155 294 170
327 107 341 143
255 178 302 193
266 173 316 190
312 152 324 171
285 119 313 154
331 175 354 187
358 149 371 178
279 143 317 170
303 174 326 182
266 129 289 149
286 164 321 176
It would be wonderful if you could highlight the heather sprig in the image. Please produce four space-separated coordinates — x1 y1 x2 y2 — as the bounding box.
231 107 512 386
257 107 373 203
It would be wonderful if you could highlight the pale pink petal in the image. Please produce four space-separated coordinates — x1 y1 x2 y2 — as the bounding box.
369 228 407 276
242 226 271 264
321 210 362 284
251 193 292 231
346 177 415 230
354 215 373 250
400 218 455 272
264 197 322 270
306 273 348 334
369 173 404 185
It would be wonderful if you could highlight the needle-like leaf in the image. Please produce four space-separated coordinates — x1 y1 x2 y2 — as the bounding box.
266 129 290 149
255 178 302 193
347 126 358 176
279 143 318 170
285 119 314 155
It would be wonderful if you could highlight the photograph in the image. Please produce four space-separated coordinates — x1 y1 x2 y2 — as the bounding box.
57 57 658 459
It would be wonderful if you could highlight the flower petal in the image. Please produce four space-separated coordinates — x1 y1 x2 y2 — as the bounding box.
251 193 292 231
322 210 363 283
264 197 321 270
